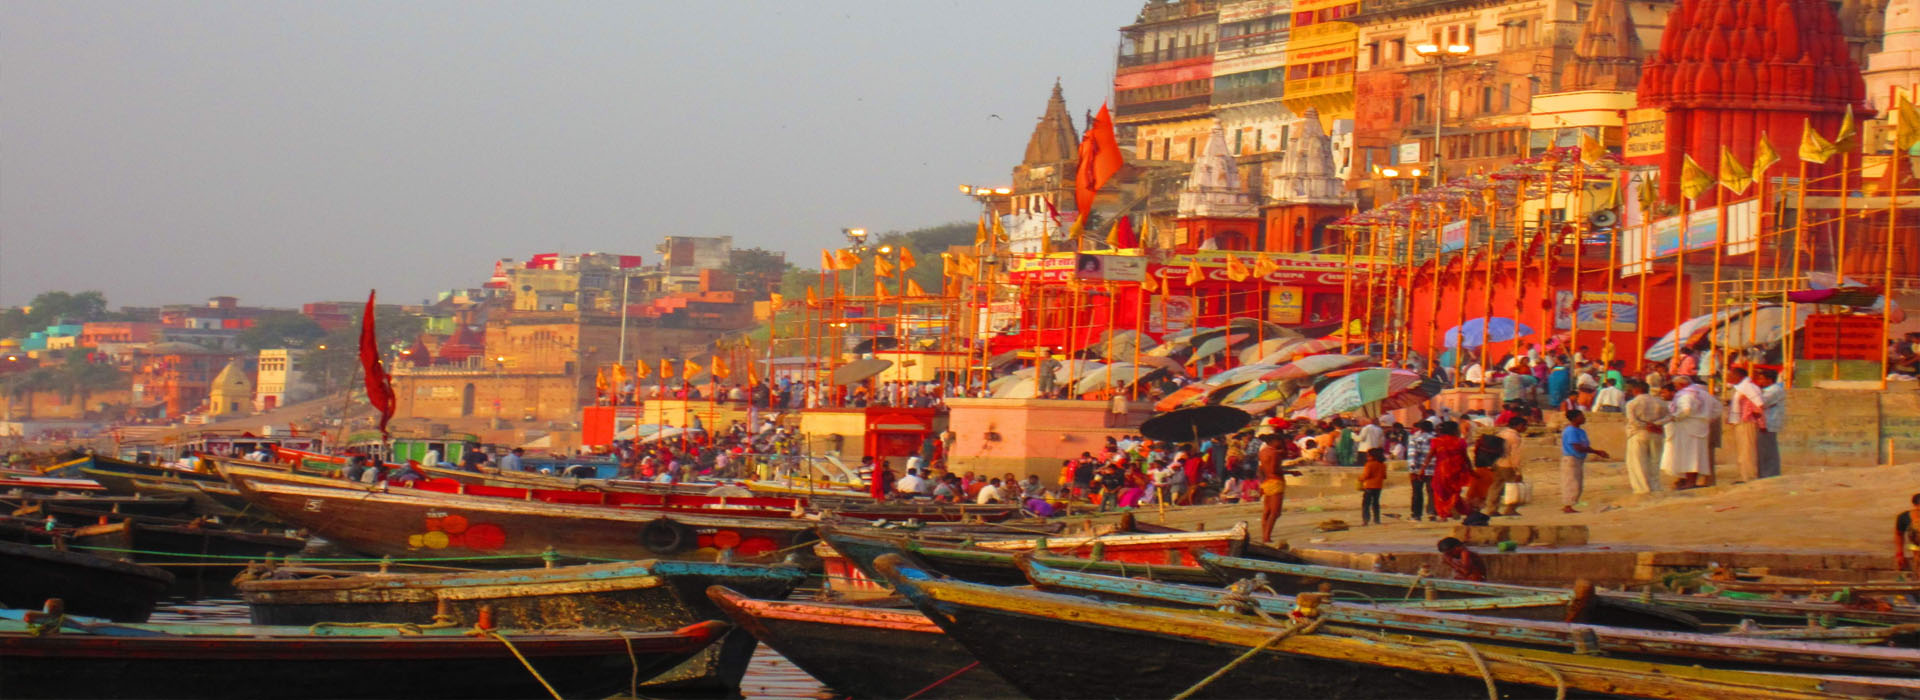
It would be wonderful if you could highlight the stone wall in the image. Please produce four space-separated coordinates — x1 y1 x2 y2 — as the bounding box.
945 398 1157 480
1568 386 1920 470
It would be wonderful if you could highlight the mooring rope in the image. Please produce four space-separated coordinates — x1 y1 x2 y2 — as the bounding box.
1169 617 1324 700
480 629 563 700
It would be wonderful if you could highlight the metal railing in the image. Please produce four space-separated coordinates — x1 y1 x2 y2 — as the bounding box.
1210 81 1285 105
1117 43 1216 68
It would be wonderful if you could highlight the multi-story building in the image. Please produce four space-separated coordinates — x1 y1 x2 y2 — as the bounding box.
1212 0 1297 176
79 322 159 348
129 342 236 419
1116 0 1223 164
1282 0 1360 138
254 348 305 412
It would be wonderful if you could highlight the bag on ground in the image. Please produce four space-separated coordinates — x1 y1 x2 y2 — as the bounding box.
1502 481 1532 506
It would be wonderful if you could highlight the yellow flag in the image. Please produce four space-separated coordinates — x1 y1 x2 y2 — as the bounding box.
682 359 702 382
1253 253 1279 278
711 355 730 381
1834 104 1859 153
1799 117 1838 165
634 357 650 379
1680 154 1714 200
905 278 928 296
899 247 916 270
873 279 889 300
769 292 784 309
820 249 836 271
1224 255 1251 282
975 217 990 246
595 367 609 396
1752 133 1780 176
1717 145 1752 195
804 286 818 305
835 249 861 271
992 216 1009 244
610 362 627 386
1579 130 1605 166
874 255 895 278
1637 172 1660 214
660 359 673 380
1898 97 1920 154
1185 259 1206 286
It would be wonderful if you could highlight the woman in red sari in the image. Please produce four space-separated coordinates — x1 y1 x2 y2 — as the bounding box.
1428 421 1473 519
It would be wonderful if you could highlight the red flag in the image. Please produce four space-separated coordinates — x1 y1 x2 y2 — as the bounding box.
526 253 560 270
1044 198 1064 226
617 255 644 268
1111 215 1139 248
358 290 396 438
1074 104 1124 224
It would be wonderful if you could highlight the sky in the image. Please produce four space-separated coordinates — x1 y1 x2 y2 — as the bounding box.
1 0 1138 308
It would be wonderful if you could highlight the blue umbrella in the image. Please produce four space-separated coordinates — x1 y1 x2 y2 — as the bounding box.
1442 317 1534 349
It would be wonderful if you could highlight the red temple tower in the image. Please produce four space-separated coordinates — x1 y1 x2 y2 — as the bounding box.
1639 0 1871 204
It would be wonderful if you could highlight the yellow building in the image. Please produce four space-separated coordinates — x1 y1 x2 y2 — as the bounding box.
1283 0 1360 127
206 358 254 418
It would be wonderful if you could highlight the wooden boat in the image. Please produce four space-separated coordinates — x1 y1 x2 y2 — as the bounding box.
72 455 264 521
0 540 173 622
707 586 1019 700
238 559 805 692
874 555 1920 700
3 493 194 519
820 521 1279 587
0 605 728 700
216 460 817 561
66 518 305 577
1019 556 1920 675
1200 551 1920 629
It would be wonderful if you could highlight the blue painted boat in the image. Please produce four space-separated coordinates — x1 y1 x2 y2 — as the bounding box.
0 604 726 699
237 558 806 693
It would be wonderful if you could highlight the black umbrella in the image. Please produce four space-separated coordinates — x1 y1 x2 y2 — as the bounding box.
831 358 894 386
1138 405 1253 443
853 336 901 354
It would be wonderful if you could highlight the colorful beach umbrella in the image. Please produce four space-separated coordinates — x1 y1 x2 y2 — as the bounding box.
1139 405 1253 442
1711 305 1812 351
1313 368 1426 417
1643 307 1753 362
1250 338 1344 365
1261 354 1373 381
1220 379 1293 407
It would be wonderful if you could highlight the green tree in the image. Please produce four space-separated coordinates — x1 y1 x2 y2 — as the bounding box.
237 311 327 350
1 290 117 338
304 308 426 395
726 248 791 300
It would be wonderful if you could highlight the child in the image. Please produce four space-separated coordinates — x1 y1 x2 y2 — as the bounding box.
1359 447 1387 525
1438 536 1487 581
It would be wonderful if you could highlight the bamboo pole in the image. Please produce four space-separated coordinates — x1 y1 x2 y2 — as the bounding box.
1605 170 1621 373
1131 282 1144 401
1747 161 1769 374
1538 167 1557 363
1710 192 1729 391
1363 224 1382 355
1510 177 1529 365
1570 162 1587 356
1341 230 1356 354
1882 155 1900 391
1428 205 1446 376
1673 200 1692 375
1637 174 1654 374
1785 161 1807 388
1835 152 1851 382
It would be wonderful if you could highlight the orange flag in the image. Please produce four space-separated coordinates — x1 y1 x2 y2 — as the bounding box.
711 355 730 381
682 359 703 382
1141 274 1159 293
899 247 916 270
874 255 895 278
805 286 819 305
835 249 861 271
768 292 783 310
595 367 609 399
874 279 890 300
1253 253 1279 278
820 249 836 271
905 278 928 296
976 217 990 246
1074 103 1124 224
1224 255 1251 282
660 359 674 380
1185 259 1206 286
635 357 650 379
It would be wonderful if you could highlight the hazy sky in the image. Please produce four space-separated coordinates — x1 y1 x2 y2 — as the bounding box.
1 1 1136 308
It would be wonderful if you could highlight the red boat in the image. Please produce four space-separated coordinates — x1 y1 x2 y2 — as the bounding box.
213 459 817 562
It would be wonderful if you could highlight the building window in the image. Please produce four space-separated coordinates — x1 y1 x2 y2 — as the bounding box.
1389 39 1404 63
1187 137 1197 159
1481 86 1492 113
1367 42 1381 67
1234 129 1243 154
1412 94 1427 122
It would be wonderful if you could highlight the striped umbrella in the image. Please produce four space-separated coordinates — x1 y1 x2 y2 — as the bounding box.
1313 368 1427 418
1250 338 1344 365
1261 354 1374 382
1644 307 1754 362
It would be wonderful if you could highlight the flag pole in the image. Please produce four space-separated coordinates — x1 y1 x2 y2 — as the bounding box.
1834 150 1851 382
1131 280 1144 401
1637 175 1654 374
1570 161 1587 357
1428 205 1446 375
1510 177 1529 365
1673 199 1691 375
1882 151 1901 391
1747 156 1769 374
1604 169 1621 371
1782 161 1806 388
1340 230 1356 354
1538 162 1558 363
1710 185 1729 392
1363 223 1382 356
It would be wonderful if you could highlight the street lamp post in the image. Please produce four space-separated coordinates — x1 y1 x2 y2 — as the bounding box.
1414 42 1473 188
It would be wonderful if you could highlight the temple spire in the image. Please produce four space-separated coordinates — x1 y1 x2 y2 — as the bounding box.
1177 123 1257 219
1267 108 1350 206
1568 0 1644 91
1022 79 1079 166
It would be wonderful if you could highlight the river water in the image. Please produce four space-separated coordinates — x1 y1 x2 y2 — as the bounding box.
153 597 833 699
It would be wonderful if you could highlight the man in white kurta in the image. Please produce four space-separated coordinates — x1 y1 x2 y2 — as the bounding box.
1623 381 1668 494
1661 376 1716 489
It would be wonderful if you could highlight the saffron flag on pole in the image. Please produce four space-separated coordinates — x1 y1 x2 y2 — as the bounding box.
635 357 650 379
682 359 702 382
820 249 836 272
1073 103 1124 225
1579 130 1606 166
975 217 990 246
1637 172 1661 214
804 286 818 305
660 359 674 381
1799 117 1838 164
1718 146 1752 195
1140 273 1159 293
1107 214 1138 249
595 367 609 403
992 215 1009 244
874 279 890 301
898 247 916 271
1680 154 1714 201
905 279 929 297
836 249 861 271
1834 104 1859 153
1898 97 1920 154
712 355 730 381
1224 255 1252 282
874 255 895 279
1752 133 1780 176
1253 253 1279 278
357 290 395 439
1185 259 1207 286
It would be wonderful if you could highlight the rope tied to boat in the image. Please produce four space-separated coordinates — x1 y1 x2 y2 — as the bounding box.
308 611 460 636
474 627 563 700
901 661 981 700
1215 575 1281 624
1169 616 1325 700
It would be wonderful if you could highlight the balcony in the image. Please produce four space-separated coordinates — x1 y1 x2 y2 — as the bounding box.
1113 92 1214 120
1117 43 1215 69
1133 0 1219 25
1210 82 1285 106
1283 73 1354 101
